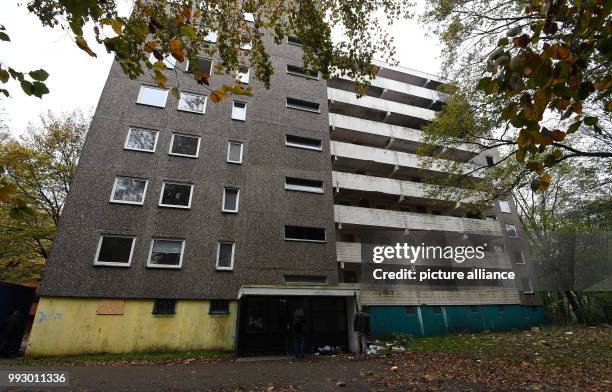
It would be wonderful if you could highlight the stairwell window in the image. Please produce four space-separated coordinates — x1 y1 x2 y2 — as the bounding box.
159 182 193 209
237 66 250 84
286 64 318 79
287 36 302 46
178 92 207 114
243 12 255 23
231 101 247 121
285 135 322 151
227 141 243 164
284 225 326 242
521 278 534 294
505 224 519 238
514 251 526 264
169 133 200 158
125 127 158 153
136 85 168 108
216 242 235 270
204 29 217 42
147 239 185 268
285 177 323 193
222 187 240 213
209 299 230 315
110 177 148 205
499 200 511 213
286 97 320 113
94 235 135 267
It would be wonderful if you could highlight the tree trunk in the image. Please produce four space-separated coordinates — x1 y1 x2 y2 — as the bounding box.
564 290 585 324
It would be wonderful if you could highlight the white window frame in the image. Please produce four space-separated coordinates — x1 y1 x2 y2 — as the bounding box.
285 178 324 194
93 235 135 267
515 251 526 265
148 53 176 69
499 200 512 213
169 133 201 158
124 127 159 153
178 92 207 114
222 187 240 213
237 67 249 84
505 224 519 238
216 241 235 270
158 182 194 209
231 101 247 121
286 65 318 80
147 238 186 269
522 278 534 294
244 12 254 22
241 40 252 51
185 57 213 75
109 176 149 205
285 135 322 151
136 85 169 108
227 141 244 164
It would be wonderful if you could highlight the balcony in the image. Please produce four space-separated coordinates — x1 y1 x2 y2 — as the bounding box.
331 141 483 179
327 88 435 129
336 241 511 268
372 59 444 91
329 114 476 160
334 205 503 236
332 171 484 205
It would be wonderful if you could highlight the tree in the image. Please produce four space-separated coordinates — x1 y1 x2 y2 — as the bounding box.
418 0 611 196
1 0 411 101
0 110 88 284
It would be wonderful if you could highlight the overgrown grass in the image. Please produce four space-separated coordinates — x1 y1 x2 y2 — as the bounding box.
18 350 232 365
406 325 612 365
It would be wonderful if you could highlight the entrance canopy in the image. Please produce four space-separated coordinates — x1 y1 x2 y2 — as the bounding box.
237 284 359 299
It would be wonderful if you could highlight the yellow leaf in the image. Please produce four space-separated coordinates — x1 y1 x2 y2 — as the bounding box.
110 19 124 35
210 91 223 103
75 36 97 57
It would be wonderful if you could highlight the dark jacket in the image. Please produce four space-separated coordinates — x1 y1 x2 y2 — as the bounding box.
353 311 370 334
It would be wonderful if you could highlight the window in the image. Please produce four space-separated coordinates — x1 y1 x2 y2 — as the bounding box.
148 53 176 69
338 200 352 206
94 235 135 266
148 239 185 268
204 29 217 42
243 12 254 22
404 306 414 315
241 40 252 51
159 182 193 209
285 177 324 193
178 92 207 114
514 251 526 264
285 135 322 151
486 215 497 221
286 97 320 113
231 101 247 121
169 134 200 158
339 233 355 242
110 177 148 205
497 305 505 312
209 299 230 315
470 305 479 312
152 299 176 315
343 270 358 283
505 224 519 238
237 66 249 84
499 200 511 213
187 57 213 75
287 36 302 46
284 225 326 242
227 141 243 163
432 305 442 314
286 64 318 79
124 127 158 152
521 278 534 294
284 275 327 284
216 242 235 270
136 85 168 108
486 156 495 166
222 187 240 213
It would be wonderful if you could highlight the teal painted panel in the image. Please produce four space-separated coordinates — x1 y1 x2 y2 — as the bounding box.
420 306 447 335
445 305 487 332
369 306 422 337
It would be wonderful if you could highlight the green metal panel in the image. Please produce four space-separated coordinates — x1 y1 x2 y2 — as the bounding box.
369 305 422 337
445 305 487 332
420 306 447 335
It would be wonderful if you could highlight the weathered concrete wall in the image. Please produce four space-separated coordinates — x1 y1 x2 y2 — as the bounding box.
27 297 237 356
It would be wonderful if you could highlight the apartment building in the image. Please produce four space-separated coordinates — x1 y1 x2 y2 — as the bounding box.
26 26 544 357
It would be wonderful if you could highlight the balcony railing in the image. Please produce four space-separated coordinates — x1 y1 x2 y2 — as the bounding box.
334 205 503 236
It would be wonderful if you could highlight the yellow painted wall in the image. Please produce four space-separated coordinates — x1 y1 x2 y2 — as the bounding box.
26 297 237 357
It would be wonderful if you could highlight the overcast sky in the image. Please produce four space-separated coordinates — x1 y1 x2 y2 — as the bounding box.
1 1 441 136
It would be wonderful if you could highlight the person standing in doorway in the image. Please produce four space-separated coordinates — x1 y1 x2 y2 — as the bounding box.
290 308 305 359
354 305 370 354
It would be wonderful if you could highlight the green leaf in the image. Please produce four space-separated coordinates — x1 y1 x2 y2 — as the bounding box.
516 148 526 162
0 32 9 41
506 26 522 37
530 178 540 192
567 121 581 134
0 69 8 83
20 80 33 96
476 77 492 91
0 88 8 97
583 116 598 126
28 69 49 81
31 81 49 98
